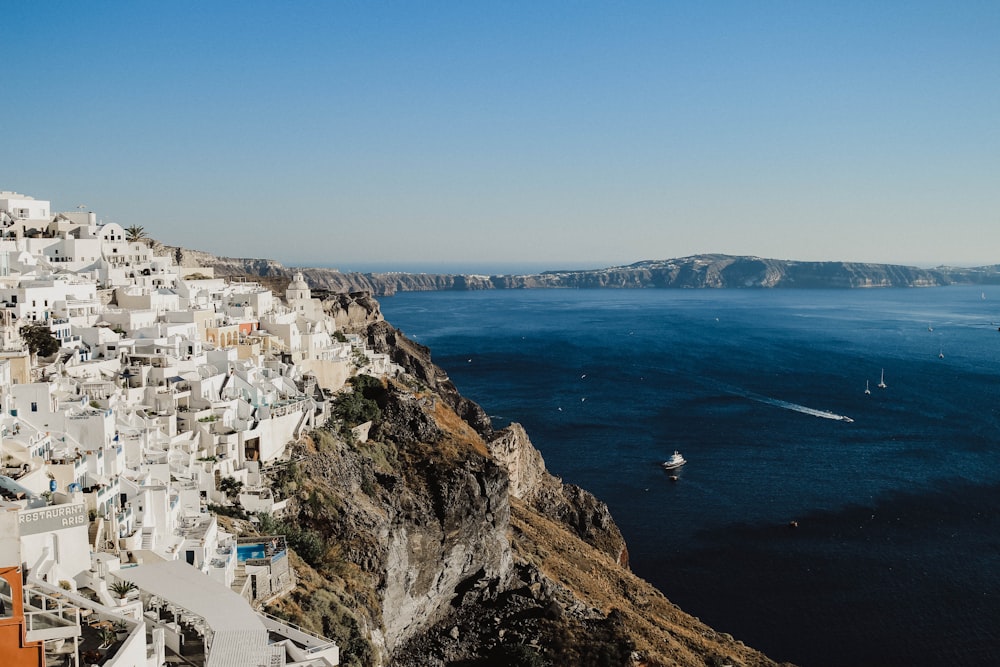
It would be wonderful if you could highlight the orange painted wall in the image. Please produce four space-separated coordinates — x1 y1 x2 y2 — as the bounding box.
0 625 44 666
0 567 45 667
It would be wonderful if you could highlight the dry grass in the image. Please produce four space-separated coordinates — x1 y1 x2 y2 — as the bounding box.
429 398 491 458
510 500 794 667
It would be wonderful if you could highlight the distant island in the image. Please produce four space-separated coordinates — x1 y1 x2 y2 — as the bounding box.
168 246 1000 297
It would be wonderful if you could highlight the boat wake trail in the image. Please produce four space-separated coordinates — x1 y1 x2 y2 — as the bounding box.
700 378 853 422
745 394 851 422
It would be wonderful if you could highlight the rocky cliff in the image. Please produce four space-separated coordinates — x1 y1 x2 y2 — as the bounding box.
245 292 791 667
165 244 1000 296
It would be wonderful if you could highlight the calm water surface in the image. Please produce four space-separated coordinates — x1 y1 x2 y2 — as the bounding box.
380 286 1000 667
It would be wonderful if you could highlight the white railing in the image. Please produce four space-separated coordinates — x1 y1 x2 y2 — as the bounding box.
257 610 339 654
22 588 81 642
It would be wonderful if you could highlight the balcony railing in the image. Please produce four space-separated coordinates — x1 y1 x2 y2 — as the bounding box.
23 588 82 642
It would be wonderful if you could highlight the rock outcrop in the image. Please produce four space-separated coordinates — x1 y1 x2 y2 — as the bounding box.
489 423 627 567
365 318 495 438
321 291 385 333
487 422 554 503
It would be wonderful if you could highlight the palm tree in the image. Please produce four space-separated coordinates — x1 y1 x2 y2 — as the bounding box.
110 580 137 599
125 225 148 244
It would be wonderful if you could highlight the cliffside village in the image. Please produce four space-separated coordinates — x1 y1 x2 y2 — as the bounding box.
0 190 399 667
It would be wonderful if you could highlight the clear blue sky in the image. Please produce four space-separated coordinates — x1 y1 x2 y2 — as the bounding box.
4 2 999 271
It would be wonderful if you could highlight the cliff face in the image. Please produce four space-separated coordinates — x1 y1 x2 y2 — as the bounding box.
489 423 628 566
294 393 513 655
321 291 385 333
260 296 791 667
169 245 999 296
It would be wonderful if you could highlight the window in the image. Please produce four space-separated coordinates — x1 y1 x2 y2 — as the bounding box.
31 402 37 412
0 576 12 617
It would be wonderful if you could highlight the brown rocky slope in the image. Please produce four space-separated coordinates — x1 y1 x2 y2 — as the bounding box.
244 292 795 667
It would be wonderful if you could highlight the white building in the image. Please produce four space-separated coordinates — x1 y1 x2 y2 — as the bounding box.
0 188 348 665
0 274 98 323
0 191 49 226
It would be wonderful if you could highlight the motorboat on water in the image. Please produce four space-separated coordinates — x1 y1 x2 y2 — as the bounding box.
662 451 686 470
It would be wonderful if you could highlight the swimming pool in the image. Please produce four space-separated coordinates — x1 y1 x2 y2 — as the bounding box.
236 544 266 561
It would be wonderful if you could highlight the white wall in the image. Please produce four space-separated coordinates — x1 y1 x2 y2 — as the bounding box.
0 192 50 221
0 510 21 566
18 503 91 581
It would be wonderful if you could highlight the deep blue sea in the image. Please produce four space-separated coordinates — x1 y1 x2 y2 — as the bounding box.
379 286 1000 667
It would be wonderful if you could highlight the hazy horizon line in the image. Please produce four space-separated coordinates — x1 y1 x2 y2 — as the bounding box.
282 256 998 276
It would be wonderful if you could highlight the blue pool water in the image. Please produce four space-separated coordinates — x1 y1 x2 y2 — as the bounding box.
237 544 266 561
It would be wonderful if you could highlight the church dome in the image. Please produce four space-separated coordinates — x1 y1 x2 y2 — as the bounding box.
287 272 309 291
286 272 311 303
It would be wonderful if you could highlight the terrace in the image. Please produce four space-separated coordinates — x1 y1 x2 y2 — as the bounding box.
16 579 147 667
119 559 338 666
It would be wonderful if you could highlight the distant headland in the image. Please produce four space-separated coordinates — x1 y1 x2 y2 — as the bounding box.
172 247 1000 297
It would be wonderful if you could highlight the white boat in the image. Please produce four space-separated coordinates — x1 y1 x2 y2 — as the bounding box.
877 369 887 389
662 451 686 470
864 380 871 395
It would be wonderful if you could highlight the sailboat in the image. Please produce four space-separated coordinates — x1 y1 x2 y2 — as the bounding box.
864 380 871 395
877 369 887 389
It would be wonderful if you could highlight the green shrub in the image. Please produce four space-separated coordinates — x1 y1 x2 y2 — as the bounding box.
20 324 60 357
255 512 326 568
332 377 382 428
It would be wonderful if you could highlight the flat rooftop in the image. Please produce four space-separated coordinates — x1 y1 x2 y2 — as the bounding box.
117 559 265 633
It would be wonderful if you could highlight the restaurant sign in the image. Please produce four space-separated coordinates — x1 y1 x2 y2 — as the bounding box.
18 503 87 535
